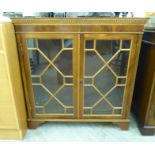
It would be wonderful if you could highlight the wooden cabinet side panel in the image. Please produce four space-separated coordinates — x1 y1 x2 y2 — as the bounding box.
136 43 155 126
148 74 155 125
121 35 143 118
0 22 27 138
0 54 8 79
0 77 17 128
0 24 17 129
2 22 27 131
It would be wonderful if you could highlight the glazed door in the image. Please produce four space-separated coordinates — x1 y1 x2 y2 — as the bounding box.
80 34 137 118
19 33 137 119
20 34 78 118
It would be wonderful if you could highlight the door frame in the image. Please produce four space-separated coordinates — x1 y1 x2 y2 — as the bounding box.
17 33 79 119
79 33 138 119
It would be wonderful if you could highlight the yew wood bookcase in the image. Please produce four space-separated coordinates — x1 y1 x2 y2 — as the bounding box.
12 18 148 129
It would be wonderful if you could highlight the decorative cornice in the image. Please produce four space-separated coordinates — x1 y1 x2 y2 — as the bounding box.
11 18 149 26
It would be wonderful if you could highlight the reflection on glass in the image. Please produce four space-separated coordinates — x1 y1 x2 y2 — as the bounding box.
109 51 129 76
27 39 36 48
27 39 74 115
64 39 73 48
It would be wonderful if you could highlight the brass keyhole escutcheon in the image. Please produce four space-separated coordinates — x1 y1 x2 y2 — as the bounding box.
80 79 83 85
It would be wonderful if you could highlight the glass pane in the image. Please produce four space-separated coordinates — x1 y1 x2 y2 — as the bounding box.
27 38 74 115
106 86 124 107
66 108 74 114
84 109 91 114
36 107 43 114
45 98 64 114
33 85 51 106
38 39 62 60
117 78 126 85
115 109 122 114
64 39 73 48
85 40 94 49
27 39 36 48
32 77 40 83
54 50 72 76
42 66 64 93
84 78 92 84
84 86 102 107
122 40 131 49
56 86 73 107
94 67 116 94
65 77 73 84
29 50 48 75
85 50 104 76
96 40 120 61
92 100 113 114
109 51 129 76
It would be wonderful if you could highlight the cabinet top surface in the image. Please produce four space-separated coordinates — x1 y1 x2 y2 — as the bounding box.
11 18 148 26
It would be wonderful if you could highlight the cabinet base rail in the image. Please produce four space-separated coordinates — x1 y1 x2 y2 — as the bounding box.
27 119 130 130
